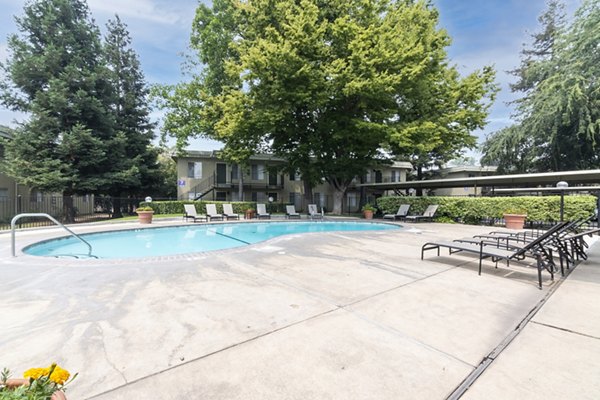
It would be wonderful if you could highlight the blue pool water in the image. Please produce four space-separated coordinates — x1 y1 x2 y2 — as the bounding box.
24 221 399 259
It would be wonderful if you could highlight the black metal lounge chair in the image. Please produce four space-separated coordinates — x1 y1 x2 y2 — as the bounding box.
405 205 438 223
256 204 271 219
421 222 570 289
206 204 224 221
183 204 208 223
222 203 240 220
383 204 410 221
286 205 301 219
308 204 323 220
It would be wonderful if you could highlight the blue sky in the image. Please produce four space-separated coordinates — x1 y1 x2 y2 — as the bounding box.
0 0 582 159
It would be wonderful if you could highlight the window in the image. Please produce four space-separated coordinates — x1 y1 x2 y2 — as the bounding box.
187 162 202 179
391 170 400 182
231 164 239 179
251 192 258 202
251 164 264 180
365 171 372 183
0 188 8 201
216 191 227 201
290 170 301 181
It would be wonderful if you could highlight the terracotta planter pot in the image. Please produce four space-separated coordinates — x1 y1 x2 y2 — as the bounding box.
245 209 255 220
5 379 67 400
504 214 526 230
363 210 374 220
137 210 154 224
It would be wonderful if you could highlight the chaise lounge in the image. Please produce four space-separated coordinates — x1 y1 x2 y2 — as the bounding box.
222 203 240 220
256 203 271 219
421 221 569 289
308 204 323 220
405 204 438 223
183 204 207 223
383 204 410 221
206 203 224 221
286 205 301 219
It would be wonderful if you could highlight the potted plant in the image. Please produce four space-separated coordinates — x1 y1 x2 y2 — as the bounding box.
136 206 154 224
362 204 375 220
1 363 76 400
503 208 527 229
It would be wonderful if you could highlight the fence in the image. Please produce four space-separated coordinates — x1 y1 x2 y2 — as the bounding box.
0 195 168 231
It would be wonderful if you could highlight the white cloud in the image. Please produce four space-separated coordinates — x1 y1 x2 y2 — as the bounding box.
87 0 183 25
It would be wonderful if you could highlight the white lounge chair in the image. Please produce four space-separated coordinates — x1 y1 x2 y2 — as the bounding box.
206 203 224 221
308 204 323 220
256 203 271 219
286 205 301 219
183 204 207 222
383 204 410 221
222 203 240 220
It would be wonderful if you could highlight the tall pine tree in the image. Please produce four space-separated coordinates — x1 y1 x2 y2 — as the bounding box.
103 15 159 216
1 1 164 220
0 0 113 221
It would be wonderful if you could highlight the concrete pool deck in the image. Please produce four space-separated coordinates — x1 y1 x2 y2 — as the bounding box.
1 219 598 399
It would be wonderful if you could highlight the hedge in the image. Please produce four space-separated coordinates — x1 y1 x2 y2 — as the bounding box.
376 195 597 225
138 200 258 215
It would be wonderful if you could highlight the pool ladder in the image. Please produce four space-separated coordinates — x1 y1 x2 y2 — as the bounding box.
11 213 93 258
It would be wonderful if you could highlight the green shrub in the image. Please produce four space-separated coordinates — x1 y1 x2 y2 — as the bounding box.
376 195 596 225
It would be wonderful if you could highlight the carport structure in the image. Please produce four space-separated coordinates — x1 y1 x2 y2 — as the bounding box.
357 169 600 196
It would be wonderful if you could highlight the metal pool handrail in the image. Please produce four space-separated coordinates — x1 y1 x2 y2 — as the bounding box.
11 213 93 257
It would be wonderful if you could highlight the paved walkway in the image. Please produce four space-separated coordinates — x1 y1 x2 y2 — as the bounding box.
0 220 598 399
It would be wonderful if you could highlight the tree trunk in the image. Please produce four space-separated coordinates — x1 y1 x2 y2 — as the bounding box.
332 189 345 215
238 164 244 201
416 165 424 197
329 178 350 215
62 194 76 223
303 180 313 210
112 197 123 218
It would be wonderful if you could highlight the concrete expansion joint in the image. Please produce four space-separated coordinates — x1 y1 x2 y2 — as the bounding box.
445 259 576 400
530 321 600 341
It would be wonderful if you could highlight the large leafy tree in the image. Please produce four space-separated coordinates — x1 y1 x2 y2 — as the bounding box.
481 0 600 172
159 0 496 212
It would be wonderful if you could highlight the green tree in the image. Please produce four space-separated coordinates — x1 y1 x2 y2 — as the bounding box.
148 147 177 198
159 0 496 213
480 126 535 173
103 15 160 216
0 0 113 221
481 0 600 171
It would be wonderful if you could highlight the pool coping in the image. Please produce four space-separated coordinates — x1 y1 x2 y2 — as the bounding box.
7 217 404 266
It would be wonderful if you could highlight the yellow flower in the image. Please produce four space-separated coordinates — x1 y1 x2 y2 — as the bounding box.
23 367 48 380
49 364 70 385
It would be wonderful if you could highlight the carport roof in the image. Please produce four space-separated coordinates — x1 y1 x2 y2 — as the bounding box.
357 169 600 190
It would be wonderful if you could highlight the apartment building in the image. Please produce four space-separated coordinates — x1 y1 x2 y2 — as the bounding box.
174 150 412 212
429 166 498 196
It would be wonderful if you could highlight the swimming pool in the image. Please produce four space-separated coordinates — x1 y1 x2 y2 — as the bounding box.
24 221 400 259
